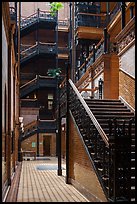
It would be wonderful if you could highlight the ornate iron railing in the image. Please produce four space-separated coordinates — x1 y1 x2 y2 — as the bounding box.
20 9 57 30
20 75 56 98
66 79 134 202
21 119 57 141
21 99 39 107
75 13 107 28
20 42 57 63
75 2 100 14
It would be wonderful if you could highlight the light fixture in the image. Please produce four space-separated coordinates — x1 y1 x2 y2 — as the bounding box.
19 117 23 123
62 126 65 131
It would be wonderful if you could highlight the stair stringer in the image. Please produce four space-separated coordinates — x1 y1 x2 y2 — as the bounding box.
68 111 108 202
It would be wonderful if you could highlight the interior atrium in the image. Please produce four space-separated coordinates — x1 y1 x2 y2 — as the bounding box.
2 2 135 202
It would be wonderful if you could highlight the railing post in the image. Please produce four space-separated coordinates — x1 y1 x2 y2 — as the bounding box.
93 43 96 62
104 28 108 53
37 116 39 157
66 61 70 184
37 8 40 18
57 76 62 176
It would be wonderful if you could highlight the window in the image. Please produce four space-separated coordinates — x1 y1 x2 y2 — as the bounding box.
32 142 36 147
48 94 53 110
48 94 53 100
48 100 53 110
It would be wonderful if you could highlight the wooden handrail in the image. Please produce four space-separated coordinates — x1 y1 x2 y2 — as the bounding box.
60 77 66 88
20 43 37 54
78 87 99 93
21 12 37 21
69 79 109 147
24 120 37 131
78 12 107 17
20 76 37 88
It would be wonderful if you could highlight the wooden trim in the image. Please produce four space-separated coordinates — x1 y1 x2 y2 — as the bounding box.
119 96 135 113
93 69 104 80
116 17 135 41
119 68 135 80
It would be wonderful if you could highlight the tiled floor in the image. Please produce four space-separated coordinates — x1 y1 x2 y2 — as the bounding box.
17 157 89 202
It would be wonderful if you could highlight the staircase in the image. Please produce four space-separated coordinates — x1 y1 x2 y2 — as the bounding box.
20 42 57 65
20 10 57 37
21 119 57 141
85 98 135 202
20 75 56 98
67 79 135 202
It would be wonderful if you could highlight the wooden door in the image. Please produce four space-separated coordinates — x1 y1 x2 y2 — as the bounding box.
43 136 51 156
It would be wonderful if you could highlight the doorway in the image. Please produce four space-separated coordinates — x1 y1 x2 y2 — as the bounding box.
43 136 51 156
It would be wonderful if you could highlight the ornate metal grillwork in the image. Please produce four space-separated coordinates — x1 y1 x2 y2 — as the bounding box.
66 79 134 202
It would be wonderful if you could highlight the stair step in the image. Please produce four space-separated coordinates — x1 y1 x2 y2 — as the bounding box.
89 107 130 112
86 101 124 105
92 111 134 115
88 104 126 108
95 114 135 119
85 99 121 102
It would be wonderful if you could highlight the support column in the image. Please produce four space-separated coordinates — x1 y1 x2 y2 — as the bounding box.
121 2 126 29
66 62 70 184
37 116 39 157
104 28 108 53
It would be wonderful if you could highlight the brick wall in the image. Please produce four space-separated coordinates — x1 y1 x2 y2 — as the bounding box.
21 133 56 156
104 54 119 99
68 114 107 202
119 70 135 109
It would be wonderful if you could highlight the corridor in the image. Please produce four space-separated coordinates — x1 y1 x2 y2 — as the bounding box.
8 157 89 202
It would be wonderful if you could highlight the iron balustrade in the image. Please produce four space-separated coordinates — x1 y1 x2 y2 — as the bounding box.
60 82 67 118
20 75 56 98
75 2 100 14
20 9 57 30
75 13 107 28
67 79 134 202
20 73 36 81
20 42 57 63
21 119 57 141
77 39 104 80
21 99 39 107
58 20 69 27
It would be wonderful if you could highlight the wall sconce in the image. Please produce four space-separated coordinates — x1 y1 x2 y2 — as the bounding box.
62 126 65 131
19 117 23 123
